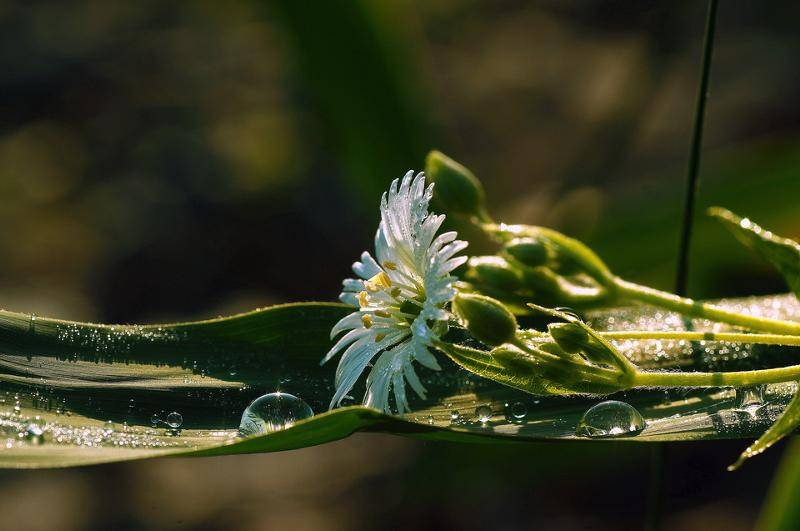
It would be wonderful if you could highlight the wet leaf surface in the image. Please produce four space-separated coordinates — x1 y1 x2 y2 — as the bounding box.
2 296 800 468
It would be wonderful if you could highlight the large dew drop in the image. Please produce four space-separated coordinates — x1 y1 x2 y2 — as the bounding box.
238 392 314 437
575 400 645 438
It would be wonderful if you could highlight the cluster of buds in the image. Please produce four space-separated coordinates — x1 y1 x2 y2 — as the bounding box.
450 293 636 394
426 152 619 312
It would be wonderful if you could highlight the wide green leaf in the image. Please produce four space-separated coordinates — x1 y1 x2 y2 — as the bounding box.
2 296 800 468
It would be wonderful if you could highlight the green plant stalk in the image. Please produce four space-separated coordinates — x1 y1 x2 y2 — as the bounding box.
632 365 800 387
614 278 800 335
599 330 800 346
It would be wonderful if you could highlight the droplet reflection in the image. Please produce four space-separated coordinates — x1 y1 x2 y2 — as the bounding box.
475 405 492 424
575 400 645 438
239 392 313 437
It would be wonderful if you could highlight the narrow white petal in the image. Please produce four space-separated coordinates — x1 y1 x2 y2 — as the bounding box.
403 359 427 399
330 332 407 407
330 312 364 339
321 328 371 365
429 231 458 255
363 356 393 412
374 225 391 265
392 370 409 414
352 252 382 279
342 278 365 292
336 331 405 386
437 240 469 263
339 293 359 306
412 340 441 370
441 255 468 273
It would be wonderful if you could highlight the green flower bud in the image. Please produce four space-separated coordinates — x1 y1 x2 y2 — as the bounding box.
504 238 549 268
518 265 560 293
487 224 615 288
466 256 522 291
425 150 488 219
452 293 517 346
547 322 588 354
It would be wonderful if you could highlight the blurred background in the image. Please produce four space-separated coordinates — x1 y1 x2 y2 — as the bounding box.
1 0 799 529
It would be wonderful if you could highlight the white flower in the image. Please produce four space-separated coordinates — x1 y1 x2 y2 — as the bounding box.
322 170 468 414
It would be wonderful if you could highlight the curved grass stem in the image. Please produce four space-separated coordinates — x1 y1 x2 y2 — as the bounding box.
633 364 800 388
614 278 800 335
599 330 800 347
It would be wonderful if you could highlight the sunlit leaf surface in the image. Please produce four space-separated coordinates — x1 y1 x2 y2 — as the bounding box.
2 296 800 468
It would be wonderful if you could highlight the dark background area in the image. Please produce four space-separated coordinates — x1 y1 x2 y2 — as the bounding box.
1 1 800 529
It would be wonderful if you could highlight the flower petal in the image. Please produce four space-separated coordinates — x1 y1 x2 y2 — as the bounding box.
321 327 371 365
330 312 364 339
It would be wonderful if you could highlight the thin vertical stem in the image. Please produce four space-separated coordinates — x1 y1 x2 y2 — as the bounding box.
674 0 720 297
647 1 719 530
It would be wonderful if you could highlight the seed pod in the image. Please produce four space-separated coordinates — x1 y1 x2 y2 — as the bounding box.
452 293 517 346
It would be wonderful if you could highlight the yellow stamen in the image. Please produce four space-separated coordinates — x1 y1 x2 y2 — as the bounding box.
375 333 386 342
361 314 373 328
374 310 391 318
358 291 369 307
383 261 397 270
390 287 402 298
367 271 392 289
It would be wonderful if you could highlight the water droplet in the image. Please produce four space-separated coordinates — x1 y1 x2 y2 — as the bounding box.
505 401 527 423
553 307 582 322
449 410 461 422
735 385 766 416
165 411 183 429
150 413 161 427
21 423 44 445
576 400 645 438
475 405 492 423
238 392 313 436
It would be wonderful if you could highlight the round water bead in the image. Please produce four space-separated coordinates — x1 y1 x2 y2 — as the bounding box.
575 400 645 438
475 405 493 423
553 307 582 322
165 411 183 429
505 401 528 423
21 423 44 445
239 392 314 437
